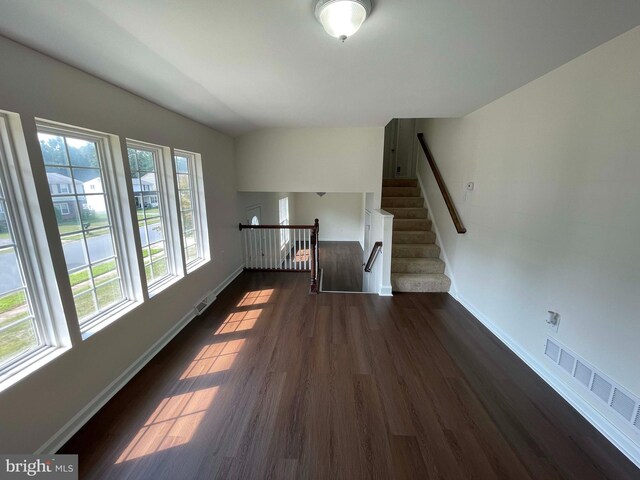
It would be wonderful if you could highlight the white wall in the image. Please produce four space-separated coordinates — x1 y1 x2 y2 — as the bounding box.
293 193 364 245
0 36 243 452
417 26 640 461
235 127 385 207
238 191 295 227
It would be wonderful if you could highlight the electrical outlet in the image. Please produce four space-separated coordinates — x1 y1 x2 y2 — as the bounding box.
546 311 560 333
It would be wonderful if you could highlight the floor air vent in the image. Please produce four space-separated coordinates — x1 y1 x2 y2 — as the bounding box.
194 291 217 316
545 337 640 437
545 339 560 362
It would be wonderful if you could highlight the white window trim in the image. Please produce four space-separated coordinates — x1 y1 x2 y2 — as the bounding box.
174 149 209 273
0 113 70 389
126 140 182 296
279 196 290 247
36 120 141 337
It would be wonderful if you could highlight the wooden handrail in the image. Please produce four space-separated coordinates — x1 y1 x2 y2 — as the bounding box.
416 133 466 234
364 241 382 273
239 223 316 230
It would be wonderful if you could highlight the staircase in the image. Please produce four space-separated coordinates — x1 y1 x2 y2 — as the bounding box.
382 178 451 292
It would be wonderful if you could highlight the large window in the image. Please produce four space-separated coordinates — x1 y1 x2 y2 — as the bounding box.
279 197 290 246
174 151 204 269
0 114 54 375
37 126 127 327
0 158 41 369
127 144 173 290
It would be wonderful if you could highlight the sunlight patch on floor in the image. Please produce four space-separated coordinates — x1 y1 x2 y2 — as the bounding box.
115 387 219 463
237 289 273 307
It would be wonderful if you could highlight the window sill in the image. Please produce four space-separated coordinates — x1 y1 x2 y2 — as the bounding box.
148 275 182 298
0 345 70 394
80 300 141 341
186 258 210 275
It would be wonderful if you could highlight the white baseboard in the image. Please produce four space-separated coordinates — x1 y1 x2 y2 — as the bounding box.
456 294 640 469
37 264 245 455
379 285 393 296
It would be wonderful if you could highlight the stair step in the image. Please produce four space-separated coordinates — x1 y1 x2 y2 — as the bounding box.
382 186 421 197
391 273 451 293
393 230 436 244
382 197 424 208
384 207 428 219
393 219 431 231
392 258 445 274
382 178 418 188
392 243 440 258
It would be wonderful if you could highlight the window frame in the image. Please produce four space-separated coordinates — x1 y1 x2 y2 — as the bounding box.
0 113 66 383
36 121 139 335
126 140 181 295
279 196 290 247
173 150 208 272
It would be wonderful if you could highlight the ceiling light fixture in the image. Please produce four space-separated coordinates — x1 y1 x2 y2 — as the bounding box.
314 0 372 42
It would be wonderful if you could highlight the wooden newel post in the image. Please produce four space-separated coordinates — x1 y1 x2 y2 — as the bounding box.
310 218 319 294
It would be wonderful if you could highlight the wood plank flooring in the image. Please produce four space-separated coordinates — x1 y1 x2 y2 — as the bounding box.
60 272 639 479
319 241 364 292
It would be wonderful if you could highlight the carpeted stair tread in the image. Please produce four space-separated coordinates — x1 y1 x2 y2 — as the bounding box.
391 273 451 292
384 207 428 219
392 219 432 231
382 197 424 208
392 257 445 274
392 243 441 258
392 230 436 244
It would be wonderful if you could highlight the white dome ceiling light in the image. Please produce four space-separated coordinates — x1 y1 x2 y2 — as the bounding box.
314 0 372 42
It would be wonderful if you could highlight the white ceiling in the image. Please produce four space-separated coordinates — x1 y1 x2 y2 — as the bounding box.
0 0 639 136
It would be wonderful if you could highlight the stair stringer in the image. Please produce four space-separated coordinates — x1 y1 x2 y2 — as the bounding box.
415 171 459 299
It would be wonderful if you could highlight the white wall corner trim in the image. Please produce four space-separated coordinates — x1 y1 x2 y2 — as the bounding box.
36 264 245 455
456 294 640 469
415 169 459 299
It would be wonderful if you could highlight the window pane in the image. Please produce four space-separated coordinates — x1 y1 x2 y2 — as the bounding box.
0 185 40 367
179 190 192 210
74 290 97 322
174 156 188 174
38 133 68 166
0 319 38 366
67 138 99 167
0 289 30 328
86 227 115 264
186 244 198 264
176 174 189 190
69 267 92 295
152 258 168 279
38 129 127 326
96 280 123 310
54 197 82 234
174 152 202 268
128 145 172 290
182 211 194 231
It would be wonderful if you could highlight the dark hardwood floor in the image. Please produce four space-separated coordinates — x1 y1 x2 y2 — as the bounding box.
320 241 364 292
60 272 639 479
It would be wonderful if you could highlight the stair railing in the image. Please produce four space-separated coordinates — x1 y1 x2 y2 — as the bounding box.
239 218 320 294
417 133 467 234
364 241 383 273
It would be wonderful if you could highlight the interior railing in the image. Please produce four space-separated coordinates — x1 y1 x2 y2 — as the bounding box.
417 133 467 234
239 218 320 294
364 241 383 273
